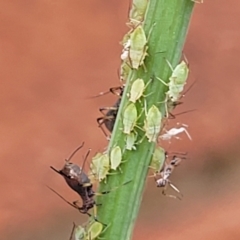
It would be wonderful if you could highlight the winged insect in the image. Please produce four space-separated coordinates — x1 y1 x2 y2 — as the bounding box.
144 104 162 142
155 154 186 199
89 152 110 183
123 103 138 134
160 124 192 141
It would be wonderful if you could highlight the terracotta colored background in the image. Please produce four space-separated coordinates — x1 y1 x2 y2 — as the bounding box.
1 0 240 239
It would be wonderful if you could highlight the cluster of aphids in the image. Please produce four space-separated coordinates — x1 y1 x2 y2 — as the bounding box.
49 0 196 239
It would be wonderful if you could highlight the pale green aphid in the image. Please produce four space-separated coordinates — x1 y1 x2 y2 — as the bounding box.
126 132 137 150
150 146 166 173
110 146 122 170
129 25 148 69
123 103 138 134
144 105 162 142
158 60 189 103
129 78 145 103
74 221 104 240
120 62 131 82
129 0 149 27
90 152 110 182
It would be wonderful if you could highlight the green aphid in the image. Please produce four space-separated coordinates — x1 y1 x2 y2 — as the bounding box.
150 146 166 173
168 60 189 85
144 105 162 142
129 78 145 103
120 62 131 82
126 132 137 150
110 146 122 171
90 152 110 182
123 103 138 134
129 0 149 27
129 25 148 69
74 221 104 240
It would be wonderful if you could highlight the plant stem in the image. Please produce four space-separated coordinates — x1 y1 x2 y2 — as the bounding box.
96 0 195 239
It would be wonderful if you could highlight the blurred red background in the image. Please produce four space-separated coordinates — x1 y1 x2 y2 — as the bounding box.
1 0 240 239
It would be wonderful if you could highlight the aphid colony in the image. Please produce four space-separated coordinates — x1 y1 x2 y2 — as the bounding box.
49 1 195 238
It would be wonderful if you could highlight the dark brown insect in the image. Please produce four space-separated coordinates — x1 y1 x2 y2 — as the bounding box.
96 86 125 136
50 143 100 218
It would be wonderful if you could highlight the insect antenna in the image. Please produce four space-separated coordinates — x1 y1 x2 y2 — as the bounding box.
81 148 91 174
66 142 85 163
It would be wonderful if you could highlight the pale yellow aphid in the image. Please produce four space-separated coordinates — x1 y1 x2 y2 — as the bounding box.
125 132 137 150
129 78 145 103
90 152 110 182
129 25 148 69
150 146 166 173
157 60 189 103
74 220 104 240
110 146 122 170
123 103 138 134
128 0 149 27
144 105 162 142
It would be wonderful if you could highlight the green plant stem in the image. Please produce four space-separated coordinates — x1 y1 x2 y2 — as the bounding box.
96 0 195 239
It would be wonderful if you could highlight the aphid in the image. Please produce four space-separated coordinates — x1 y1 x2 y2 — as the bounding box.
110 146 122 171
73 220 105 240
150 146 166 173
157 60 189 103
125 132 137 150
155 154 185 199
123 103 138 134
129 25 148 69
90 152 110 182
129 78 145 103
160 124 192 141
144 105 162 142
120 62 131 82
128 0 149 27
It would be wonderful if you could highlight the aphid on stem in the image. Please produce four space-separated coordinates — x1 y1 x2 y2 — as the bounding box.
157 59 189 103
72 219 110 240
144 104 162 142
122 103 138 134
127 0 149 28
89 152 110 183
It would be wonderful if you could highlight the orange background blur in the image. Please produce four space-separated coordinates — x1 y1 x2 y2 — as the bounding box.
1 0 240 239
